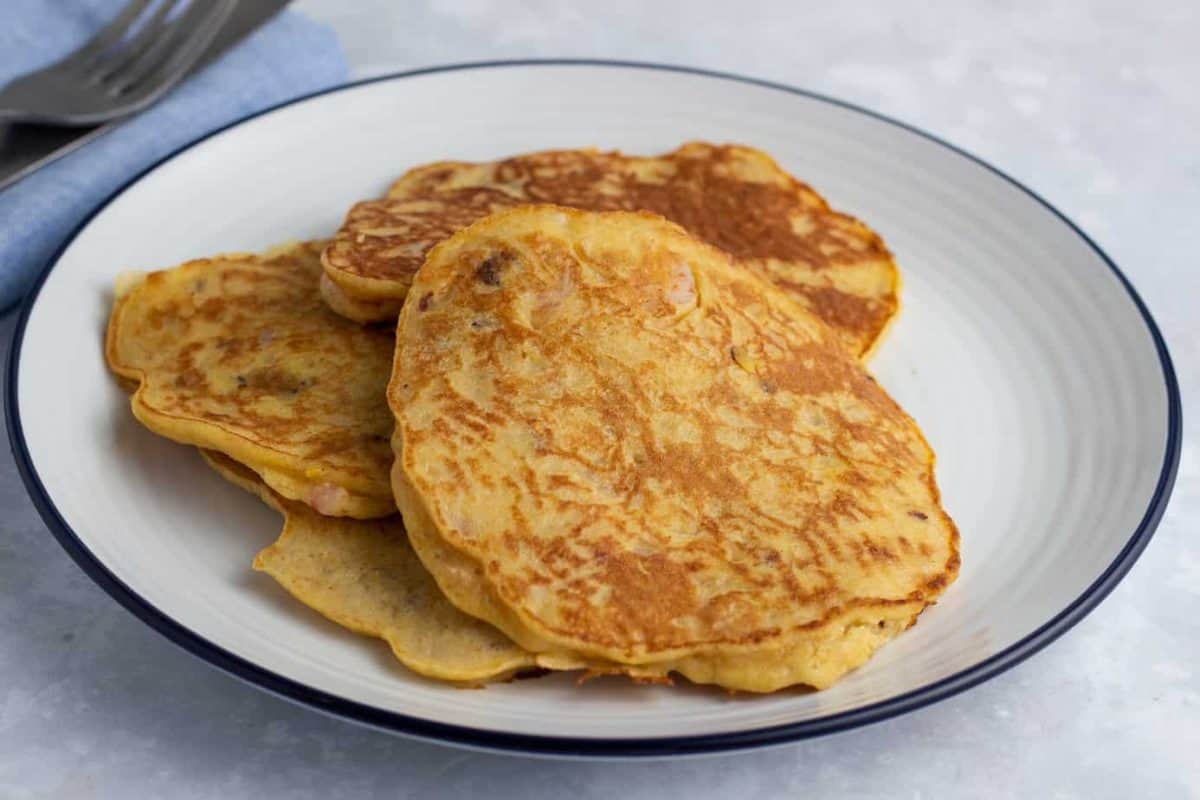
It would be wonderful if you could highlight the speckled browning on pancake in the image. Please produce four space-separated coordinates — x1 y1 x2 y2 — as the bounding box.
323 142 898 356
198 450 536 684
106 242 395 518
389 206 958 692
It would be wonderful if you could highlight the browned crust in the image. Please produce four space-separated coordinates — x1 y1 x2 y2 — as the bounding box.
324 142 899 356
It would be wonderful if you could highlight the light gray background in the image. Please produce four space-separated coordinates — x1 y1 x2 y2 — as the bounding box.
2 1 1196 797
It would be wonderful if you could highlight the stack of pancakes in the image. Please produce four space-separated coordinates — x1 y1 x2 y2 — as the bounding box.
106 143 958 692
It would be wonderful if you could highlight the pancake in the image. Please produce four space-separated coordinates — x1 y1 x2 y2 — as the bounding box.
389 206 958 692
323 142 899 357
106 242 395 519
198 449 536 684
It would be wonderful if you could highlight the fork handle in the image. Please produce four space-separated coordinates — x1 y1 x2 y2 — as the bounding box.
0 106 122 127
0 122 111 193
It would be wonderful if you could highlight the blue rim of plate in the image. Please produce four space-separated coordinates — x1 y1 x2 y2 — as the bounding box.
5 59 1182 758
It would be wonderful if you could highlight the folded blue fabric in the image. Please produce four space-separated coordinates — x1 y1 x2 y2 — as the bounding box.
0 0 348 311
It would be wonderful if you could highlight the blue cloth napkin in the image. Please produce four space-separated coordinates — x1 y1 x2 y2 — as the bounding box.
0 0 349 311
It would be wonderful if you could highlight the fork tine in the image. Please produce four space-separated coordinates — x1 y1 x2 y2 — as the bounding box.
102 0 233 97
91 0 185 82
60 0 155 71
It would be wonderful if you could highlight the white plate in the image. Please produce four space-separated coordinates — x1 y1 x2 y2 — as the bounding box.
7 61 1180 758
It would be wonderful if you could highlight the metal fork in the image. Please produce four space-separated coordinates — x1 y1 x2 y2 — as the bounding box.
0 0 237 126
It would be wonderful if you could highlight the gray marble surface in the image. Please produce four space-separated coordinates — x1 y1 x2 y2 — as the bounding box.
2 1 1197 797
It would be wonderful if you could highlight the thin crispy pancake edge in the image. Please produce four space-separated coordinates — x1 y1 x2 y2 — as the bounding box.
199 449 538 684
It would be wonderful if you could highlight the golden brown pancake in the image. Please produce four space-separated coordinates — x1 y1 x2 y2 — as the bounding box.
106 242 395 518
389 206 958 692
323 142 899 356
198 449 537 684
